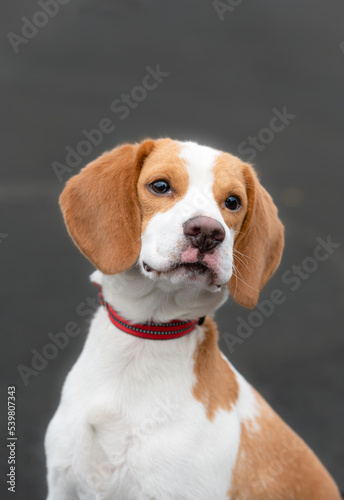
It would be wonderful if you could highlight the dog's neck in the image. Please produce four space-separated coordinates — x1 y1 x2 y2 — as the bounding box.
91 268 229 324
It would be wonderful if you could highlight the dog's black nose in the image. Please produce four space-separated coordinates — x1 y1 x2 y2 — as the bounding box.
183 216 225 253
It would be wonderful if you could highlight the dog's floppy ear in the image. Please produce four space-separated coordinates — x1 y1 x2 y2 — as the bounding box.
229 164 284 309
59 140 155 274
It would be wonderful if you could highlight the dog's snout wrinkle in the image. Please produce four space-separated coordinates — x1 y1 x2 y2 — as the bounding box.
183 216 225 253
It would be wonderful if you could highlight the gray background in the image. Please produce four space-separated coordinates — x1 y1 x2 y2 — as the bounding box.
1 0 343 498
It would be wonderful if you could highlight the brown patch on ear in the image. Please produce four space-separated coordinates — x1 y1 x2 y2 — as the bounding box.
193 317 239 420
228 391 341 499
59 139 155 274
229 165 284 308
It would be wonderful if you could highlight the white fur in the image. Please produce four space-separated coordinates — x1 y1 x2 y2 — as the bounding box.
45 141 258 500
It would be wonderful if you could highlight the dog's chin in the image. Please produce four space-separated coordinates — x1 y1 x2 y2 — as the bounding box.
141 261 225 291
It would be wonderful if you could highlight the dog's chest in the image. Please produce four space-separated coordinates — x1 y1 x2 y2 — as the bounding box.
50 311 241 499
78 388 240 500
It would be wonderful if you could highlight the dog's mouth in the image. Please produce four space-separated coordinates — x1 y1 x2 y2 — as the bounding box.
143 261 209 275
142 260 222 289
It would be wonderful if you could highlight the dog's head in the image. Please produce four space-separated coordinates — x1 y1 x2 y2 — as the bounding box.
60 138 284 308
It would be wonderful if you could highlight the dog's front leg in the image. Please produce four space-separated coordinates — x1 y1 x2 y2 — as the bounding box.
46 466 77 500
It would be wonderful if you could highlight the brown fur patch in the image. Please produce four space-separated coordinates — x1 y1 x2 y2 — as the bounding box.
59 140 155 274
228 391 341 499
213 155 284 309
212 152 248 237
137 138 189 234
192 317 239 421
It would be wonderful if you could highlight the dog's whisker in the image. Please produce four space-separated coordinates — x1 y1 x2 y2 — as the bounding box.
233 253 250 272
233 248 257 265
232 265 259 292
230 266 239 301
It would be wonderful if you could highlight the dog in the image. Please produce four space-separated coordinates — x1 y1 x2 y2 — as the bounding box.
45 138 341 499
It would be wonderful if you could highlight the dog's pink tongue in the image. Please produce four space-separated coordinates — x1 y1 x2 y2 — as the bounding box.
181 247 199 263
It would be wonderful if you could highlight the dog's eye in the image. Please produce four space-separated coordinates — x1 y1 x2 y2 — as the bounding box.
225 195 241 211
149 180 171 195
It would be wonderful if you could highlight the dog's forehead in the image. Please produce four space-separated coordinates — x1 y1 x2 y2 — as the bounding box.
179 141 219 186
141 138 245 188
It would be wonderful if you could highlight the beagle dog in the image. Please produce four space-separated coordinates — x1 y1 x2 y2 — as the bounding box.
45 139 340 500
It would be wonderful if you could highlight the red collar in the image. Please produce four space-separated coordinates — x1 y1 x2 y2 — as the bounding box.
94 283 204 340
